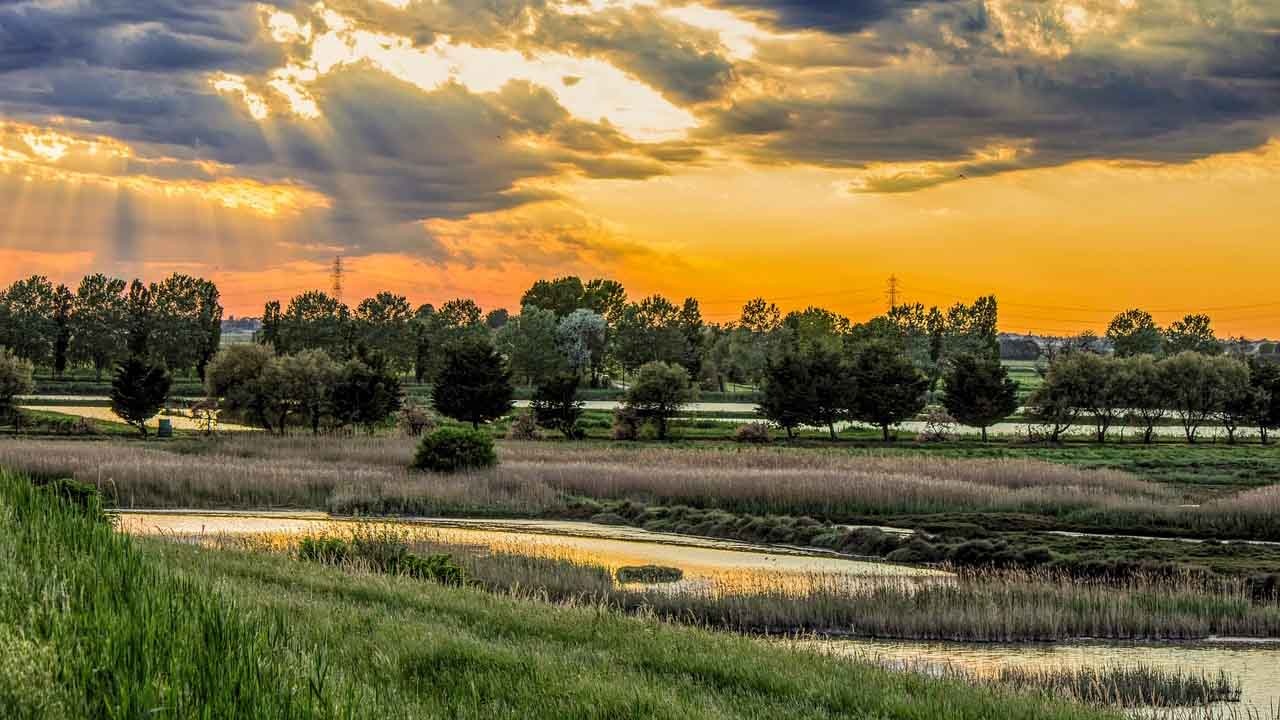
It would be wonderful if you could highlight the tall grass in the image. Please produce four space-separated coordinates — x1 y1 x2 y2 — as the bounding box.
2 436 1277 539
0 468 1124 720
0 469 354 718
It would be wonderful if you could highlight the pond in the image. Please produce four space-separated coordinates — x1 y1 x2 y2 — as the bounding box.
117 511 944 594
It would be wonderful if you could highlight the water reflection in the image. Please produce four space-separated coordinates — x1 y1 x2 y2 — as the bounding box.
118 511 945 595
803 638 1280 715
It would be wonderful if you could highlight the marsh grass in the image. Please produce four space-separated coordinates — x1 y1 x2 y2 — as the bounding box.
888 660 1243 708
2 436 1278 540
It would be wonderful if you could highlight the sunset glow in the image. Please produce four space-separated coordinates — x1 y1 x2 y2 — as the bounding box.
1 0 1278 335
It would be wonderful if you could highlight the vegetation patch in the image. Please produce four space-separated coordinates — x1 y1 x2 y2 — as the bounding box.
616 565 684 584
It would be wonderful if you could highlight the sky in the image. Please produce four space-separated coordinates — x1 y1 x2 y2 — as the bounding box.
0 0 1278 336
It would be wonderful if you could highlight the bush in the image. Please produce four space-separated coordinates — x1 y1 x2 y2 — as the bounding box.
298 536 351 564
616 565 683 584
411 427 497 473
506 410 540 440
735 422 772 444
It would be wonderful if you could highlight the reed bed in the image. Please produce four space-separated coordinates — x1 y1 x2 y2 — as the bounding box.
2 436 1277 539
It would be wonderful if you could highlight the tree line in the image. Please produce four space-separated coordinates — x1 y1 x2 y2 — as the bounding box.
0 273 222 380
1028 350 1280 444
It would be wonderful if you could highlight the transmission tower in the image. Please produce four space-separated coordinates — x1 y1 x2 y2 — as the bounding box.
886 274 899 310
331 256 345 304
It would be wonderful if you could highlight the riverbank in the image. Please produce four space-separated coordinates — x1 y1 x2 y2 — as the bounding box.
0 469 1123 720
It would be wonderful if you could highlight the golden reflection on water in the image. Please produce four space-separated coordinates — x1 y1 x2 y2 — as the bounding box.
800 638 1280 714
118 512 945 596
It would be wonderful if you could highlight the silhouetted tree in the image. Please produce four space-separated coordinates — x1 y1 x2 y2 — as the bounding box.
110 357 171 437
941 354 1019 442
1107 309 1163 357
72 274 127 379
331 347 403 432
433 338 514 429
847 341 928 441
758 342 812 440
531 371 585 438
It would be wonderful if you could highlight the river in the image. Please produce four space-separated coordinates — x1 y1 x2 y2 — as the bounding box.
119 511 1278 714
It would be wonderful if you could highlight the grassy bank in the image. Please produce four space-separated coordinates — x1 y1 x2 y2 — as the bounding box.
0 469 1122 720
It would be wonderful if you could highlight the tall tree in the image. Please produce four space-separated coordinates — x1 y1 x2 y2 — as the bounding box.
804 345 855 440
273 349 341 434
556 309 607 377
51 284 73 379
1123 355 1170 444
613 295 684 372
71 274 128 379
1161 351 1228 443
582 278 627 325
521 276 586 318
1164 314 1222 355
1248 357 1280 444
259 300 283 351
279 291 351 359
125 279 155 360
354 291 415 373
432 338 514 429
941 354 1019 442
110 357 171 437
194 279 223 381
1052 352 1128 442
152 273 211 374
677 298 705 378
0 275 58 365
847 341 929 441
1107 309 1163 357
758 342 813 439
496 305 566 385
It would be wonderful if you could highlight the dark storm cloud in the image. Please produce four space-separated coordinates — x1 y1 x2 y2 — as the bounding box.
708 0 939 33
699 0 1280 190
0 0 288 73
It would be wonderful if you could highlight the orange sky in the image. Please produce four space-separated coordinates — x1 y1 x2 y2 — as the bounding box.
2 1 1278 337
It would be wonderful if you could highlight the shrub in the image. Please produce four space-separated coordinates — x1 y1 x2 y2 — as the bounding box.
401 553 466 586
411 427 497 473
734 422 772 444
616 565 683 584
506 410 540 440
298 536 351 564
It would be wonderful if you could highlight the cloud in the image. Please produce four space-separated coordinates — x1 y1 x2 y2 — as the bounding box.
707 0 938 33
